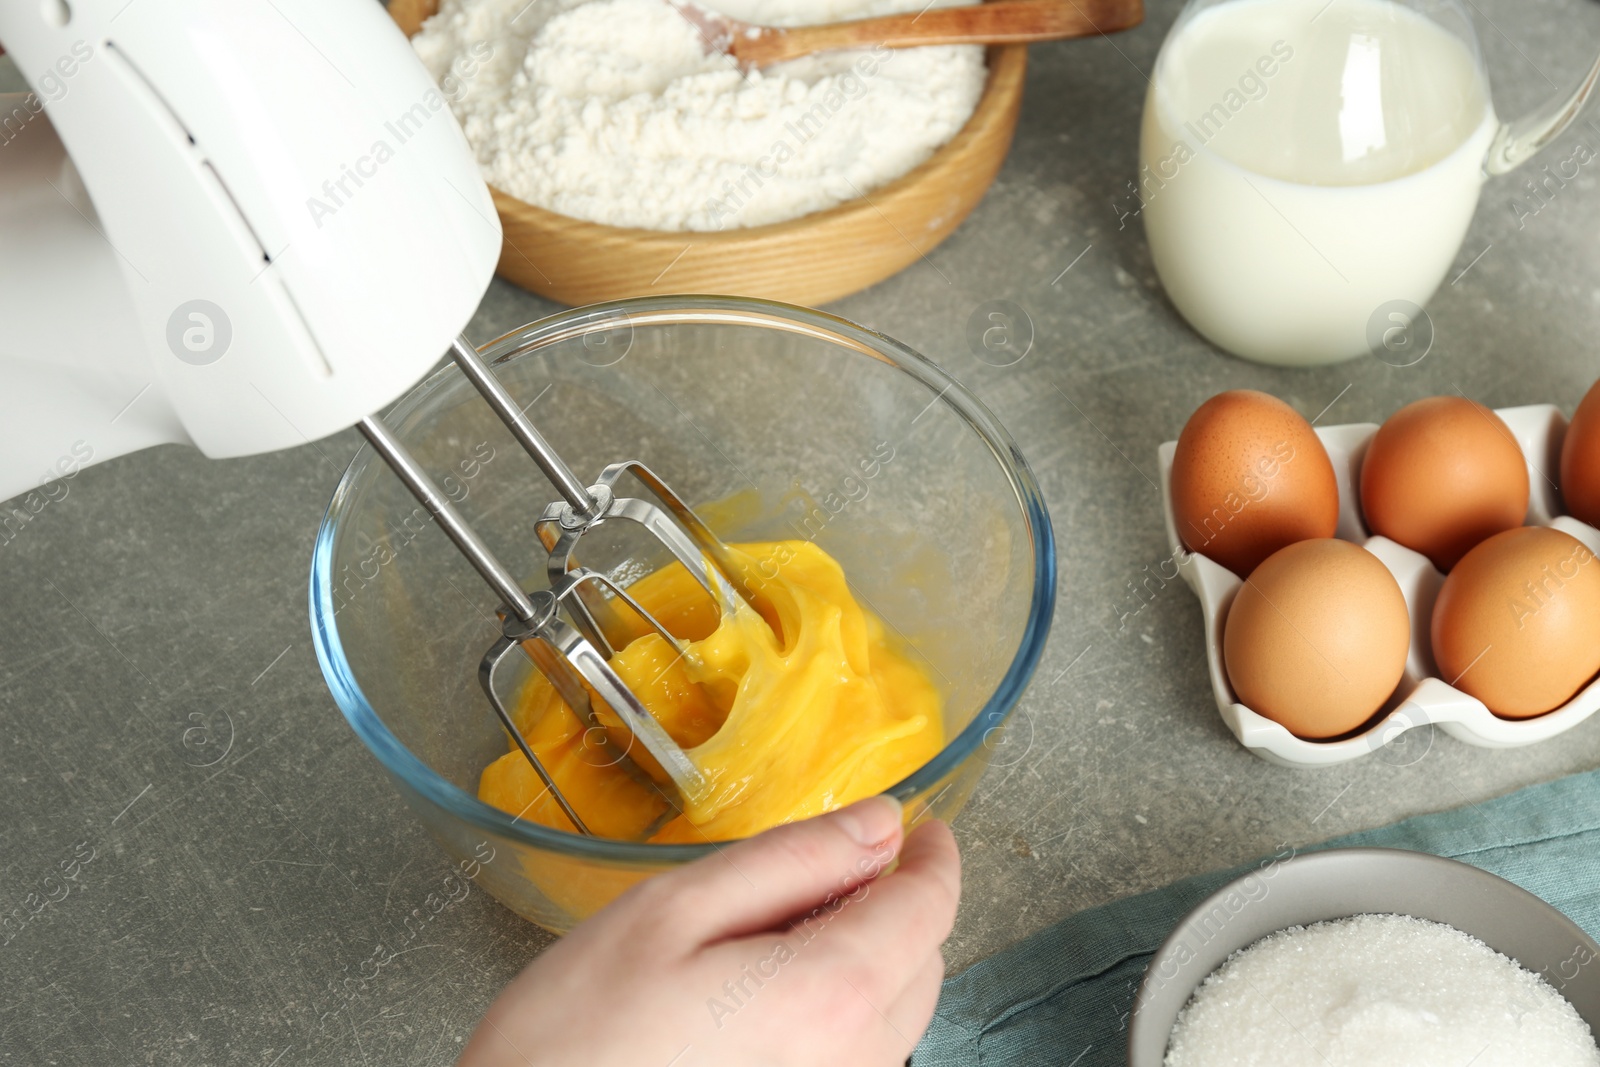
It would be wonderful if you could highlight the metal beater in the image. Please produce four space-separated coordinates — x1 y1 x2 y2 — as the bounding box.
357 336 757 837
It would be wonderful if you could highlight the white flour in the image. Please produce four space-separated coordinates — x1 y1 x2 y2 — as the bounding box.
412 0 985 230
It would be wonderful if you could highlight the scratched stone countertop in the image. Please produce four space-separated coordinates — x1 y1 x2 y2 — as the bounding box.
5 0 1600 1062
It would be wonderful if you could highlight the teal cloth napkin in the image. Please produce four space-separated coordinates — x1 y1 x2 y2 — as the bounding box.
914 767 1600 1066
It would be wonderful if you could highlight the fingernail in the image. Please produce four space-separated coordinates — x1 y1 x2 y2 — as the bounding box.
834 795 904 847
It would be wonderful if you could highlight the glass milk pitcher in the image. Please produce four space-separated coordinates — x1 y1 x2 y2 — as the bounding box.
1138 0 1600 366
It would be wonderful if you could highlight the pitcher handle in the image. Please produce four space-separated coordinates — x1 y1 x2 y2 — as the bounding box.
1485 49 1600 175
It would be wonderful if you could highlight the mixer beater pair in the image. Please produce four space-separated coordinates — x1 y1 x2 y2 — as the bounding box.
357 337 747 837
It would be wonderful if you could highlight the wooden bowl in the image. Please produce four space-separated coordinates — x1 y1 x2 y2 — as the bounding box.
389 0 1026 306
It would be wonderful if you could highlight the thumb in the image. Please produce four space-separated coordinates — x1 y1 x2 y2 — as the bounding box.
650 796 905 945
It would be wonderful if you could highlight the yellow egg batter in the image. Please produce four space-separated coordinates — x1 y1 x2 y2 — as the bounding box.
478 540 944 843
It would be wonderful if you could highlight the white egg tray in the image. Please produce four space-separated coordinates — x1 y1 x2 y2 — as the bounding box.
1158 404 1600 768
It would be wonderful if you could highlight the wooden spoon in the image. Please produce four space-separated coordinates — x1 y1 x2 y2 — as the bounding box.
671 0 1143 70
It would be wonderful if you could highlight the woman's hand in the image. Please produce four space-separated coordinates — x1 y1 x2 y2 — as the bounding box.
459 796 961 1067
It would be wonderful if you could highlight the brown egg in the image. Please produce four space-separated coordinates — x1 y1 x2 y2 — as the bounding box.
1360 397 1529 571
1561 377 1600 528
1172 390 1340 577
1223 539 1410 739
1431 526 1600 719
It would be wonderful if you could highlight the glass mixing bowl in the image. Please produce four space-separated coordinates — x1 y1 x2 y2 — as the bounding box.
310 296 1055 932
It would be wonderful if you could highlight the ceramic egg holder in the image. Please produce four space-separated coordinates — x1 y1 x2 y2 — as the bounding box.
1159 404 1600 768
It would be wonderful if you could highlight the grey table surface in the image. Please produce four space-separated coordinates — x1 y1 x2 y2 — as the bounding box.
5 0 1600 1062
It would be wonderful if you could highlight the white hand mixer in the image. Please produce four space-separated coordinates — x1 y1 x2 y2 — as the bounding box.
0 0 737 834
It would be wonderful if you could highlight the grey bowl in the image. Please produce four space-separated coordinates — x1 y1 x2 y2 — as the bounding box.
1127 847 1600 1065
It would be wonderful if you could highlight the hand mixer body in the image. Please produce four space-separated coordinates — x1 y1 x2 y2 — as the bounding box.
1 2 735 838
0 0 500 502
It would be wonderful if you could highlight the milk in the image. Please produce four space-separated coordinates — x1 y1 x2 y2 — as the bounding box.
1140 0 1496 365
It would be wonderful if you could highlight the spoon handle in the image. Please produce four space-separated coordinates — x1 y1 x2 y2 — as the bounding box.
731 0 1142 69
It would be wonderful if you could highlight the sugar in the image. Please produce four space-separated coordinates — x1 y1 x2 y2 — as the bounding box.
1165 913 1600 1067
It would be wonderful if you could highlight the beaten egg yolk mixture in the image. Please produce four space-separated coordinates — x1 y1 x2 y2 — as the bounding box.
478 540 943 843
